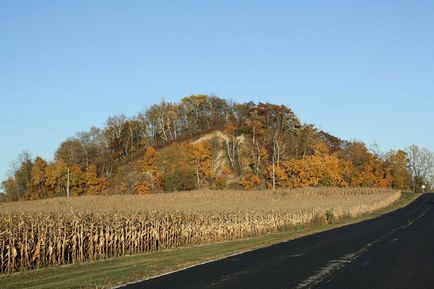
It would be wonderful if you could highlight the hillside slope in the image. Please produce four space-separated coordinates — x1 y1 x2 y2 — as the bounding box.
1 95 412 200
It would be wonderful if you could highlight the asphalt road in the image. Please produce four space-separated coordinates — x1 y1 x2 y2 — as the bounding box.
121 193 434 289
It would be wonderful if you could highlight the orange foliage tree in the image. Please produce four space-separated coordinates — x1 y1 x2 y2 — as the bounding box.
188 141 213 188
3 98 416 200
270 155 346 188
86 164 109 195
137 146 161 191
133 181 150 194
337 142 396 188
239 174 262 189
386 150 411 189
357 156 393 188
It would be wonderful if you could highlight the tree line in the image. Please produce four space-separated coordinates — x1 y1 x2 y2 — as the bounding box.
1 95 433 201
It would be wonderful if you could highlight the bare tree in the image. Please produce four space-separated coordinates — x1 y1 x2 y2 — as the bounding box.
105 114 127 142
406 145 434 192
272 132 286 190
104 114 128 158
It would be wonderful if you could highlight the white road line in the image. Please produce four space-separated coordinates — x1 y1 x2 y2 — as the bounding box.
294 208 430 289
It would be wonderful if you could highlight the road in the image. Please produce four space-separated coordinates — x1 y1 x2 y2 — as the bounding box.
121 193 434 289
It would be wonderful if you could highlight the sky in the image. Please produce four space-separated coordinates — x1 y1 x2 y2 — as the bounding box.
1 0 433 185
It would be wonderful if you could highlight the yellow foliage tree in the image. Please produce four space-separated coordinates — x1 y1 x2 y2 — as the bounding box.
31 157 48 199
386 150 411 189
45 159 68 197
156 143 196 191
137 146 161 190
69 164 86 196
269 155 346 188
86 164 109 195
188 141 213 188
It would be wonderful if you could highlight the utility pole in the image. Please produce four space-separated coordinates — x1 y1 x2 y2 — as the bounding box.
272 155 276 191
66 168 70 198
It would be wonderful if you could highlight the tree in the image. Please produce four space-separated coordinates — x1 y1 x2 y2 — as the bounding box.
76 127 113 177
338 142 371 170
0 192 6 202
295 124 322 158
2 151 34 200
357 155 393 188
69 165 86 196
31 157 48 199
86 164 109 195
75 128 101 167
385 150 412 190
181 95 210 131
44 159 86 197
46 159 69 197
336 142 394 188
156 143 196 191
223 122 238 169
145 101 180 142
207 95 231 127
188 141 212 188
104 114 129 159
406 145 434 192
317 130 345 154
244 107 267 177
239 174 261 189
271 132 287 190
272 155 346 188
133 180 150 194
55 139 87 169
137 146 161 190
1 178 17 201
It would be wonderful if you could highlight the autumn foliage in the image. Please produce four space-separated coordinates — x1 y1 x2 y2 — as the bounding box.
1 95 414 200
240 174 262 189
271 155 346 188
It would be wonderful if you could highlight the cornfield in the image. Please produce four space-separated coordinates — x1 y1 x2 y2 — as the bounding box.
0 188 400 273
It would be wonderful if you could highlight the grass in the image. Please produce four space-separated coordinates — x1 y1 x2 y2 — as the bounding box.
0 191 420 289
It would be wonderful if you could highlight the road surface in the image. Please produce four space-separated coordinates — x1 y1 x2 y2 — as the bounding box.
121 193 434 289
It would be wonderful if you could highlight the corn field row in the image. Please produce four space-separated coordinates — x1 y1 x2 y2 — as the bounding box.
0 190 400 273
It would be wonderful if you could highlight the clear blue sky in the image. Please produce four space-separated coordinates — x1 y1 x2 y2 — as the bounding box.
1 0 433 184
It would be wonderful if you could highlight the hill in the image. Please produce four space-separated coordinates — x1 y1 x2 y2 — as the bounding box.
1 95 412 200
